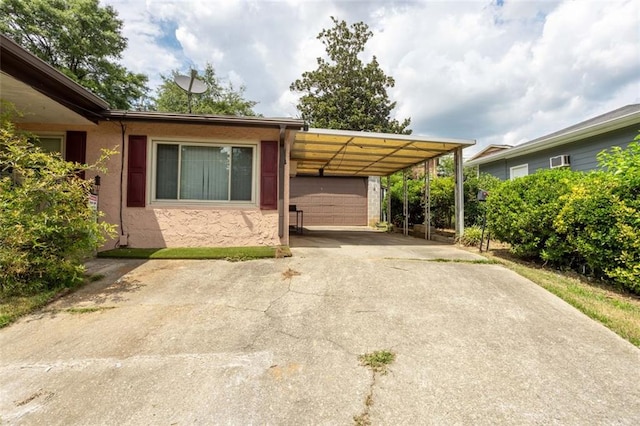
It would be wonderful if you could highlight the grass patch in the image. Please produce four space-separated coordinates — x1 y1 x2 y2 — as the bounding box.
98 246 291 260
481 250 640 347
88 273 105 282
358 350 396 374
0 287 66 328
66 306 116 314
0 272 107 328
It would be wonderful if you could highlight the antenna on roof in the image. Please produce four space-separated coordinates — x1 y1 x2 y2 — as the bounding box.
174 69 207 113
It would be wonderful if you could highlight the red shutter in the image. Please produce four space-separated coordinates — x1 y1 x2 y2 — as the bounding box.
127 135 147 207
65 131 86 179
260 141 278 210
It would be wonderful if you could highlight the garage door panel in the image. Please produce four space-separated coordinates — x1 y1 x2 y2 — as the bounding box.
290 177 368 226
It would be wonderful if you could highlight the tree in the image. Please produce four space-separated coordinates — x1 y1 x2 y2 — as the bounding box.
0 0 148 109
290 17 411 134
154 64 257 116
0 103 116 295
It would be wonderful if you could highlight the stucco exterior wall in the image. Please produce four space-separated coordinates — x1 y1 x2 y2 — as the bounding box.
19 121 290 249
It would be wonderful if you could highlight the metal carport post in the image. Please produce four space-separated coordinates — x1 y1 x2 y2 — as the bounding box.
454 146 465 238
425 160 431 241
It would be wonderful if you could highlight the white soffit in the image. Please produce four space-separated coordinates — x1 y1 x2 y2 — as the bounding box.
0 72 94 125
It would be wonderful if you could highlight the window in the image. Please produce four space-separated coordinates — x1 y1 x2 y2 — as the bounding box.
31 135 64 154
152 141 256 203
510 164 528 180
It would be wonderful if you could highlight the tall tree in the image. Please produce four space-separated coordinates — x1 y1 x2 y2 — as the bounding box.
154 64 257 116
0 0 148 109
290 17 411 134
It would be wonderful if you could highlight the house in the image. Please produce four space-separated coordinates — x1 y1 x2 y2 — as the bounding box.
466 105 640 179
1 34 475 248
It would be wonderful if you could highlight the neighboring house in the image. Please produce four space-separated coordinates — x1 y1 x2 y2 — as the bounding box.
466 105 640 180
1 34 474 248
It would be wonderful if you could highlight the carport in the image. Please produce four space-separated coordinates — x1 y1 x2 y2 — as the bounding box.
289 128 475 238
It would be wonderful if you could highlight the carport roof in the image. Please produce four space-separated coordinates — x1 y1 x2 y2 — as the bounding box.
291 128 475 177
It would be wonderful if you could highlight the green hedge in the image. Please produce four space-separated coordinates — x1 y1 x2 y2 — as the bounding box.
383 171 499 229
487 138 640 294
486 168 580 261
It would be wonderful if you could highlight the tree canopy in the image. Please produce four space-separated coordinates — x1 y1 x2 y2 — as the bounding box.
290 17 411 134
154 64 257 116
0 0 148 109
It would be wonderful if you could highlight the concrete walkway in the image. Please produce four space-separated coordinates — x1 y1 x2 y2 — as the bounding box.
1 229 639 424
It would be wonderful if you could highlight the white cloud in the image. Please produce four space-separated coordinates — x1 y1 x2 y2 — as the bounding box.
103 0 640 154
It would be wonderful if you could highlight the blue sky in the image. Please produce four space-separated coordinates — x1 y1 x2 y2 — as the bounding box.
103 0 640 155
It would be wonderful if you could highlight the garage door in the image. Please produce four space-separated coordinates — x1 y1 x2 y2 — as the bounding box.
290 177 368 226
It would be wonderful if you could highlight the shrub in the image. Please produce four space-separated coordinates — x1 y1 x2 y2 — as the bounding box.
383 173 425 226
486 168 580 262
556 140 640 293
429 176 454 228
382 170 500 230
457 225 483 247
464 173 501 227
0 115 116 295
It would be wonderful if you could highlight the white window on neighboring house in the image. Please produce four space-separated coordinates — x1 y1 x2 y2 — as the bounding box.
510 164 528 180
151 140 257 204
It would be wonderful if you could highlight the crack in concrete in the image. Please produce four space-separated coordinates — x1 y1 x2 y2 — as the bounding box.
354 370 376 426
224 268 359 358
353 350 397 425
223 304 265 313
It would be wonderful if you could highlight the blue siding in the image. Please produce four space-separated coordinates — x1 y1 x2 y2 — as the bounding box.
479 125 637 180
480 161 508 180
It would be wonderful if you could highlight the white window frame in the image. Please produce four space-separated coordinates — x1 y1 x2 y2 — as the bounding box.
509 163 529 180
149 138 258 206
31 133 65 156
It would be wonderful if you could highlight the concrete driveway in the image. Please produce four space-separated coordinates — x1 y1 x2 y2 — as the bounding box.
1 229 639 425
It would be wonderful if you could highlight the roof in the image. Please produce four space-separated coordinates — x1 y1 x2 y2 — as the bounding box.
0 34 109 123
103 110 304 130
1 33 472 173
466 144 512 162
292 128 475 177
466 104 640 166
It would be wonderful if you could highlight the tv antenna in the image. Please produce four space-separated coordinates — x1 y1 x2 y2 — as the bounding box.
174 69 207 113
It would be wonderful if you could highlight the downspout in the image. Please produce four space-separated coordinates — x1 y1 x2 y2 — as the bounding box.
118 121 127 246
278 125 286 238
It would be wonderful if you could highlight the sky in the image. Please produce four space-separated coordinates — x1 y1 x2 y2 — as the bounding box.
102 0 640 155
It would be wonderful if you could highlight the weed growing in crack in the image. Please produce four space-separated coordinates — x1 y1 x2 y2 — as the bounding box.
353 412 371 426
358 350 396 375
353 350 396 425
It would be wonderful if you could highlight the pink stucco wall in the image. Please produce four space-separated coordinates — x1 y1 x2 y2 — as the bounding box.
19 121 293 249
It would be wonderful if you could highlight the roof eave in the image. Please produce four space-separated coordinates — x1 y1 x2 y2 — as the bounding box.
466 111 640 166
103 110 305 129
0 34 109 122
